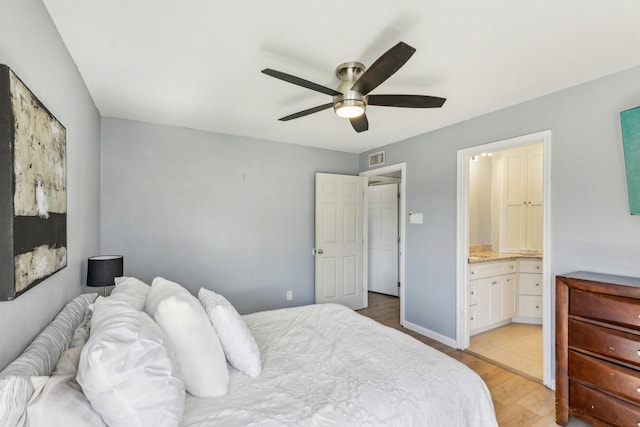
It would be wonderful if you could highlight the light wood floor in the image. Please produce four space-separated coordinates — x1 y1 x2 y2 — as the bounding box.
357 292 590 427
469 323 543 382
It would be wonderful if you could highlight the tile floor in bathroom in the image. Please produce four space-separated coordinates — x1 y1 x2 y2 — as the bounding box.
469 323 543 382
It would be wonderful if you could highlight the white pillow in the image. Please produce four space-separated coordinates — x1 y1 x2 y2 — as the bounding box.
109 276 150 310
27 348 106 427
198 288 262 378
145 277 229 397
77 297 185 427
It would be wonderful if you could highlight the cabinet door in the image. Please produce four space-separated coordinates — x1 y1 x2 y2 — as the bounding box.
503 151 526 253
502 274 517 319
489 278 502 324
526 203 543 251
525 145 543 252
500 144 544 253
475 278 493 329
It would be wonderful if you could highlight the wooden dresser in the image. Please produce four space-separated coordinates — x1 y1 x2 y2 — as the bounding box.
556 271 640 426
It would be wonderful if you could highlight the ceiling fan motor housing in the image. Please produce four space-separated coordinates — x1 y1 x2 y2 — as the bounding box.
334 62 368 117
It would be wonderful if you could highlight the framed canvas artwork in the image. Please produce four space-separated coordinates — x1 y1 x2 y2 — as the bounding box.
0 65 67 300
621 106 640 215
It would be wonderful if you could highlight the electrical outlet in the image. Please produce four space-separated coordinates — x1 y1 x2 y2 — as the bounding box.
286 290 293 301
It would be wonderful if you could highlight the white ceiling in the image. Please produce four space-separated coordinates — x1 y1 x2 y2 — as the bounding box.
43 0 640 154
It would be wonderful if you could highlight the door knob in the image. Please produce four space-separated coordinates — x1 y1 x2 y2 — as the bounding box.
317 249 324 254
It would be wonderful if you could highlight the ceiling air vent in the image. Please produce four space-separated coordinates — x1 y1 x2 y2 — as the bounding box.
369 151 385 168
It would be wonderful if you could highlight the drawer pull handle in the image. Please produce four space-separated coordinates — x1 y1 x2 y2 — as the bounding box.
536 305 539 309
536 266 540 270
536 283 540 287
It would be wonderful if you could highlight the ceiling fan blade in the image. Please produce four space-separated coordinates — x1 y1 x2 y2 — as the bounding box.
349 114 369 133
350 42 416 95
278 103 334 121
262 69 342 97
368 94 446 108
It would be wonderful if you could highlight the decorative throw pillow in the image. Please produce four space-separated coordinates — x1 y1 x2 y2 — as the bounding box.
145 277 229 397
198 287 262 378
77 297 185 427
109 276 150 311
26 347 106 427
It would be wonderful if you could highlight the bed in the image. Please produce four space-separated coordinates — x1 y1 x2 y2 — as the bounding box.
0 284 498 427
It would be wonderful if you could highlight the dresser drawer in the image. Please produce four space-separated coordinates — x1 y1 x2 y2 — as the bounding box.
569 319 640 368
518 295 542 317
519 273 542 295
568 350 640 405
570 288 640 329
570 381 640 426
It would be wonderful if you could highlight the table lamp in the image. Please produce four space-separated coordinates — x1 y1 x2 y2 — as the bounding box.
87 255 123 296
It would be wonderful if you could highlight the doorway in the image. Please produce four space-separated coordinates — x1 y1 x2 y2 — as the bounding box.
368 181 399 296
361 163 406 325
456 131 553 388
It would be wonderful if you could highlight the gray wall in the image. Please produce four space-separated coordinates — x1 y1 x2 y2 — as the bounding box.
360 66 640 339
100 118 358 314
0 0 101 369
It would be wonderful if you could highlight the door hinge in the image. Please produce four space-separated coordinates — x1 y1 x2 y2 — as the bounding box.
397 282 401 288
397 192 400 199
397 236 400 243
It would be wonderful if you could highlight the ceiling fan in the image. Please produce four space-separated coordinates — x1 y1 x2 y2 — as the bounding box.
262 41 446 133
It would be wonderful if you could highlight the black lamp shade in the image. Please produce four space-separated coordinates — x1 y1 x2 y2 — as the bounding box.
87 255 124 287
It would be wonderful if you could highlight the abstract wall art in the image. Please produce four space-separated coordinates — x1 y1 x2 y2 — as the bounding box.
621 106 640 215
0 65 67 300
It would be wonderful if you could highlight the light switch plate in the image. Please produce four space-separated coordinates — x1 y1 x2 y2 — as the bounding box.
409 212 423 224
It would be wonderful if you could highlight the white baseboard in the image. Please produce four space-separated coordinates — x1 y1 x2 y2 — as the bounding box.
470 318 512 336
402 320 458 348
513 316 543 325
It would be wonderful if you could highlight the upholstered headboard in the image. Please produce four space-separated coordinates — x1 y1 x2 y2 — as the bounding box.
0 293 97 427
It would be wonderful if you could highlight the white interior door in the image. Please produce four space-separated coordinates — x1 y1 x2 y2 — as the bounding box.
367 184 399 296
315 173 366 310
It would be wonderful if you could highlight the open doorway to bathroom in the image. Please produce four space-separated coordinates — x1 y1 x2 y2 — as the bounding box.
456 131 552 388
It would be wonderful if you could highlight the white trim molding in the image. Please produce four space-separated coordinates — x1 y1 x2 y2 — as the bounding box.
456 130 553 389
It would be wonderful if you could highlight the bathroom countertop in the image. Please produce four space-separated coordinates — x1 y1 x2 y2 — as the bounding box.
468 251 542 264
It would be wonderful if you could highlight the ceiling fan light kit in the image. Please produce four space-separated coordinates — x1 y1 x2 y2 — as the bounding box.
334 100 366 118
262 41 446 133
333 62 367 118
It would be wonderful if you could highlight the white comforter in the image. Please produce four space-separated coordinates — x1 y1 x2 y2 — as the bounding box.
182 303 497 427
